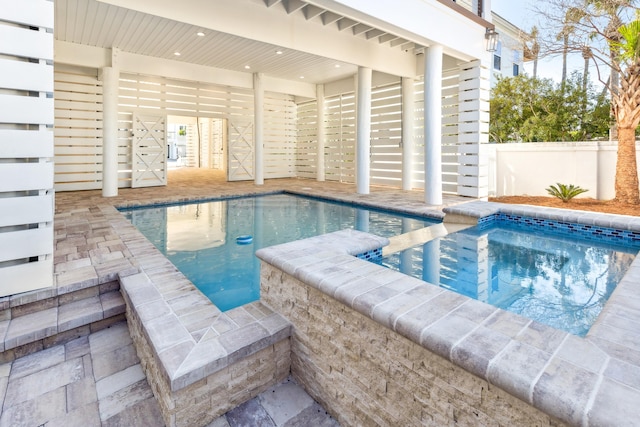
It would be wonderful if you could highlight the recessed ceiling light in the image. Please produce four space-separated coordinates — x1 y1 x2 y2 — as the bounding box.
196 32 205 37
174 52 181 56
244 65 251 69
276 50 283 55
299 76 305 79
335 64 341 68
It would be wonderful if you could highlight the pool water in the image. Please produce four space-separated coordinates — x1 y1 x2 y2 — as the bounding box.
375 222 640 336
122 193 437 311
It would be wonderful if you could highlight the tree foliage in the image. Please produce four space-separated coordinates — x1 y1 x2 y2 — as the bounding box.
532 0 640 203
490 72 611 143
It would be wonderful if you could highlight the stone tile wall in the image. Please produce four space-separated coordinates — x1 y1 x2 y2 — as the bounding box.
124 293 291 427
261 263 566 426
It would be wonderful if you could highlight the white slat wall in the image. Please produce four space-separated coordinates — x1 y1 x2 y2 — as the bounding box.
295 100 317 179
55 71 284 188
412 69 460 194
264 91 296 178
442 68 462 194
457 60 490 198
324 93 356 183
54 65 104 191
370 82 402 187
299 73 462 193
0 0 55 296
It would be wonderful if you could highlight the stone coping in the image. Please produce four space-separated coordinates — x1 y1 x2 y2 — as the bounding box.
105 205 291 392
256 210 640 426
444 200 640 232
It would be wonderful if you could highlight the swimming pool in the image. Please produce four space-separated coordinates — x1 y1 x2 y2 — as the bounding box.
121 193 437 311
375 220 640 336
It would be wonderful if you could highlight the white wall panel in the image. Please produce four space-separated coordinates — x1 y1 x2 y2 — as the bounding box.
0 0 53 28
0 25 53 60
0 130 53 158
0 259 54 297
0 163 54 192
0 59 53 92
0 194 53 228
0 95 54 124
0 0 54 296
0 228 53 263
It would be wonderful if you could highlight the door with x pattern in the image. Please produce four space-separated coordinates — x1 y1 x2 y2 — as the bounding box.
131 113 167 188
227 120 254 181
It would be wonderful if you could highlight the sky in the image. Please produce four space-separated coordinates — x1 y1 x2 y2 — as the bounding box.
491 0 603 87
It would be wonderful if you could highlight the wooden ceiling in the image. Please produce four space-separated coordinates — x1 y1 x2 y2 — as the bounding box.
54 0 426 84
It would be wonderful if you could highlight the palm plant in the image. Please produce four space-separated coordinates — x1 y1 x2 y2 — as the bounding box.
546 183 589 202
608 16 640 204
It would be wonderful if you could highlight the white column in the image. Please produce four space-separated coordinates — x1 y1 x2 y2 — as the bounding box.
356 67 372 195
316 84 326 181
401 77 415 191
253 73 264 185
102 66 119 197
424 45 443 205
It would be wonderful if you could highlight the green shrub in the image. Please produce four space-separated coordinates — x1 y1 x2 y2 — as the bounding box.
546 183 589 202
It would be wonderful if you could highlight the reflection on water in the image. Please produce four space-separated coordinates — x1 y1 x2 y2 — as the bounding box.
377 223 639 336
123 194 436 311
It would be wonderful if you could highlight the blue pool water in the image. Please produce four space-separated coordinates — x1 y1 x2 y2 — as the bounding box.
375 222 640 336
122 193 437 311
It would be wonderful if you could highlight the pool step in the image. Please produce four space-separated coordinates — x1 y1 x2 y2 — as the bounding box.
0 282 126 363
384 222 472 256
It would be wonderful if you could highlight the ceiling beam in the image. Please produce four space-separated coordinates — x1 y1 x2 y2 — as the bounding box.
352 23 370 36
283 0 306 14
303 5 325 20
336 17 357 31
365 29 383 40
378 33 399 44
320 11 341 26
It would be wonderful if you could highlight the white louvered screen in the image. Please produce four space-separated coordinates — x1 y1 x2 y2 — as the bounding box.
264 91 296 179
0 0 55 296
370 82 403 187
54 65 104 191
324 92 356 183
295 100 317 179
413 68 460 194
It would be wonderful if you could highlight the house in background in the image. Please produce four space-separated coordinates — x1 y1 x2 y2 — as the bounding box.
1 0 495 296
490 11 528 86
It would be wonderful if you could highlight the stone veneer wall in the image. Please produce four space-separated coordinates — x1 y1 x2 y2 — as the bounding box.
124 295 291 427
261 263 566 426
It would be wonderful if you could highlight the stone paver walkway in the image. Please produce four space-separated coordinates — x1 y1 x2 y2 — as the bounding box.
0 321 339 427
1 169 469 426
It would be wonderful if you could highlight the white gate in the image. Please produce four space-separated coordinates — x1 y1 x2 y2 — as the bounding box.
227 121 254 181
131 113 167 187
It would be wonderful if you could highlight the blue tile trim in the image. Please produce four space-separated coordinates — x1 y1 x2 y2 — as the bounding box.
356 247 383 261
478 213 640 246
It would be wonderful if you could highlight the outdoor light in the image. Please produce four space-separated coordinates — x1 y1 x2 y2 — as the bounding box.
485 28 499 52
